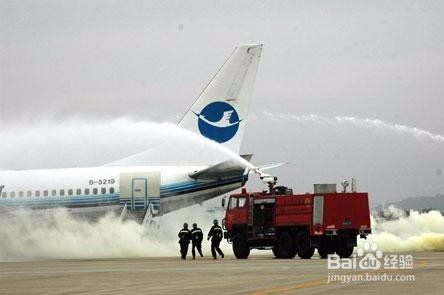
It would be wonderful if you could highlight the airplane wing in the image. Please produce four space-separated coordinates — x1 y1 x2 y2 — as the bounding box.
189 160 248 181
188 158 286 181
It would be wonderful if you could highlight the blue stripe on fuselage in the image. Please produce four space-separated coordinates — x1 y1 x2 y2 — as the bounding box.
0 194 119 206
0 175 246 207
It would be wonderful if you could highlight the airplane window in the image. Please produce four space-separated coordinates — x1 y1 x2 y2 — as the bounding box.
110 187 115 194
51 190 56 196
19 191 24 197
76 189 81 195
68 189 73 196
44 190 48 197
27 191 32 197
11 191 15 198
85 188 90 195
35 191 40 197
1 192 6 198
60 189 65 196
93 188 98 194
101 187 106 194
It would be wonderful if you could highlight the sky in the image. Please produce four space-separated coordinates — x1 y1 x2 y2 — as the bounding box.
1 0 443 206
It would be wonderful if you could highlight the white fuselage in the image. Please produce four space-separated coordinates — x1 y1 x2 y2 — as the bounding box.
0 166 246 216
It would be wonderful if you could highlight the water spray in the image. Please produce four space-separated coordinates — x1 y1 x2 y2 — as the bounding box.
262 111 444 145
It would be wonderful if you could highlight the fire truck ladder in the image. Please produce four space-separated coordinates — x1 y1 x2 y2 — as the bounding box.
247 195 254 239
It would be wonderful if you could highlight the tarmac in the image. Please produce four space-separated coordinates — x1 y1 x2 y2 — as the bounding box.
0 252 443 294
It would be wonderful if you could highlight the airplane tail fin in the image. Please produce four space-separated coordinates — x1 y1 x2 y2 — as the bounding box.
179 44 263 154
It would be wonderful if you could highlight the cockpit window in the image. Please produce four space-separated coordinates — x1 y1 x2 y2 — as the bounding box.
228 198 237 210
229 197 247 209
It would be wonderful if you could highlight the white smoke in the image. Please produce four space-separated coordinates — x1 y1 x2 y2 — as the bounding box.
0 205 232 261
0 209 172 260
3 205 443 261
359 207 444 252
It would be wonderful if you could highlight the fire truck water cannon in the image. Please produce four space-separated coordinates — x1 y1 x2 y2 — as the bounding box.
260 174 277 187
251 167 278 188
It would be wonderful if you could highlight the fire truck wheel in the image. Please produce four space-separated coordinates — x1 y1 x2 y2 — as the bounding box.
232 233 250 259
276 232 296 258
336 245 354 258
272 244 289 258
317 247 328 259
317 244 335 259
296 231 315 259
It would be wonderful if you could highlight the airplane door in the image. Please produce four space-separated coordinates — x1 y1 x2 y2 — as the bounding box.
131 178 147 211
120 172 160 213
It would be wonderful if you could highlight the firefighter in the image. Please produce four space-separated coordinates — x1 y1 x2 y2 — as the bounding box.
178 222 191 260
207 219 224 259
190 223 204 259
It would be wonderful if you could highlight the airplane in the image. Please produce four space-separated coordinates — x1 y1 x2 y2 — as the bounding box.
0 44 264 221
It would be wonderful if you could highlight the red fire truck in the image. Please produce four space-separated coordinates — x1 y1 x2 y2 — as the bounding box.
222 182 371 259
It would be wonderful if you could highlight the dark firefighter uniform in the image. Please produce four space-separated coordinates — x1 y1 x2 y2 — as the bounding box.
190 223 204 259
178 223 191 259
207 219 224 259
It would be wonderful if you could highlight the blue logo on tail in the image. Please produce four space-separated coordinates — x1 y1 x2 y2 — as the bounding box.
194 101 241 143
